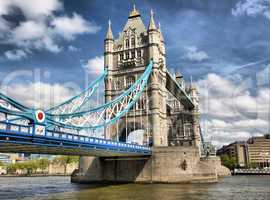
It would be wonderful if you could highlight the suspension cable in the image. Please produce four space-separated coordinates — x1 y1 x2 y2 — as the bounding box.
125 94 128 142
146 85 149 145
116 119 119 142
133 103 136 131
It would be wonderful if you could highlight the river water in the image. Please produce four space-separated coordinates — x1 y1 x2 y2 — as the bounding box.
0 176 269 200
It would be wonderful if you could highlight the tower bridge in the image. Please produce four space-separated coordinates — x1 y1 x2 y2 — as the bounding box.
0 6 228 183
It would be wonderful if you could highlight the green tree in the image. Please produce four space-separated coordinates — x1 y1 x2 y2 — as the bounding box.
37 158 50 173
220 154 237 170
53 156 79 174
6 163 18 174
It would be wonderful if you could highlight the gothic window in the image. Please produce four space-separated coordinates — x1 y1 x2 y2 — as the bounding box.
137 49 141 58
138 97 145 110
184 123 192 138
131 51 135 59
119 53 124 60
125 52 129 59
131 37 135 47
126 76 135 88
115 80 120 90
125 39 129 48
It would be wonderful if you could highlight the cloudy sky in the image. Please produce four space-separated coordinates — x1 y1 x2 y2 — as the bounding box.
0 0 269 147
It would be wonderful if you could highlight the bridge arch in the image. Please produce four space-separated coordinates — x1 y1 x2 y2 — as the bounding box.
118 121 148 145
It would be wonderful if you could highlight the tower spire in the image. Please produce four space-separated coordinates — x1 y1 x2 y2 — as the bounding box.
148 9 157 30
158 22 164 42
129 4 140 18
105 19 114 40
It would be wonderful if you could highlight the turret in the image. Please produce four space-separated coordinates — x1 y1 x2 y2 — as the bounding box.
148 10 159 46
158 23 166 56
147 9 168 146
104 19 114 70
104 19 114 106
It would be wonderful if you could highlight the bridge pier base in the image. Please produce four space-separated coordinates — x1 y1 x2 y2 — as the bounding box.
71 147 230 184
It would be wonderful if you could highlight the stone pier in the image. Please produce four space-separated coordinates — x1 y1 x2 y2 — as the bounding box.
71 146 230 184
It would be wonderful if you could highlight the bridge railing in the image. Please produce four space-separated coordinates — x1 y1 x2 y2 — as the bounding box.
0 121 151 152
0 121 33 135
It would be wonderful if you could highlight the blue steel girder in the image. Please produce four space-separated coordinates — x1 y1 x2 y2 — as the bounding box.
0 121 151 156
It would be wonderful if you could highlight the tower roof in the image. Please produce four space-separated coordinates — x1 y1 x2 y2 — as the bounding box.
148 9 157 31
105 19 114 40
129 4 140 18
115 6 146 45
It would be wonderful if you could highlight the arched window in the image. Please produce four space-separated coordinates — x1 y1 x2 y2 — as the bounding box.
131 37 135 47
125 39 129 48
125 52 129 60
126 76 135 88
137 49 141 58
131 51 135 59
119 53 124 60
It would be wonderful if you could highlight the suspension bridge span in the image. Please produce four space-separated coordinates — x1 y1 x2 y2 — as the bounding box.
0 62 154 157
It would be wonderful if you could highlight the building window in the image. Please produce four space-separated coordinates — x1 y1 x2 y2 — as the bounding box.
126 76 135 88
119 53 124 60
125 39 129 48
131 37 135 47
137 49 141 58
184 123 192 137
131 51 135 59
125 52 129 60
138 97 145 109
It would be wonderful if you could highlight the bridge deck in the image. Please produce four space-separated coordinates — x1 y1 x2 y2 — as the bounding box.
0 122 151 157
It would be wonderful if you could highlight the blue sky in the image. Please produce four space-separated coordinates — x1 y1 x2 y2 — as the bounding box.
0 0 269 146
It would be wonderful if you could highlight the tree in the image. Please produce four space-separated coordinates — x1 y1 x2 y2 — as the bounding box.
220 154 237 170
6 163 18 174
37 158 49 173
53 156 79 174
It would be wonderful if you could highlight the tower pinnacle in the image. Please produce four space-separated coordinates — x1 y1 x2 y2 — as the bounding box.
148 9 157 30
158 22 164 42
105 19 114 40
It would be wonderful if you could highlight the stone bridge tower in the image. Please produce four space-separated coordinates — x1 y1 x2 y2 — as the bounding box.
72 6 225 185
104 6 168 146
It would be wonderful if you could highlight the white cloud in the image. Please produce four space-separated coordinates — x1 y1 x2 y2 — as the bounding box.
10 0 63 19
182 46 209 62
2 82 78 109
52 13 101 41
4 49 27 61
68 45 80 52
84 56 104 75
232 0 270 19
0 0 100 57
197 72 270 147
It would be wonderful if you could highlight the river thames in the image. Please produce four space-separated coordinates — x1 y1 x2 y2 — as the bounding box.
0 176 269 200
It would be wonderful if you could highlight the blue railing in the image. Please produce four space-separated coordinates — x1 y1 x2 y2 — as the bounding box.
0 121 151 154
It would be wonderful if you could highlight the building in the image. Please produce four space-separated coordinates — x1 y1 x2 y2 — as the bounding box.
217 135 270 168
104 5 201 149
247 135 270 168
217 141 248 167
0 153 20 163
